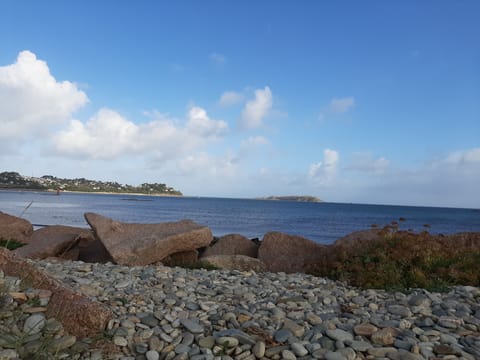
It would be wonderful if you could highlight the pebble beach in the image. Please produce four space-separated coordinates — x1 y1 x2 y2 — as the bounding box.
1 259 480 360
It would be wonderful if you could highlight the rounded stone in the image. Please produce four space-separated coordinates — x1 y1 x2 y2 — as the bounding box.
353 323 378 337
23 314 46 335
48 335 77 352
291 342 308 356
274 328 292 343
113 336 128 347
146 350 160 360
282 349 297 360
253 341 266 358
198 336 215 349
216 336 239 348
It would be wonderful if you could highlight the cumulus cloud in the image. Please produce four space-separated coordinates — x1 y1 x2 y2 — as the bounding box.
186 106 228 138
329 96 355 113
219 91 245 107
308 148 339 185
240 86 273 129
52 106 228 160
177 151 237 178
0 50 87 139
349 152 390 174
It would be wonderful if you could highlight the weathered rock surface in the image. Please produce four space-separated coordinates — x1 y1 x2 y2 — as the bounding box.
84 212 213 266
75 236 113 263
0 248 111 338
14 225 93 259
333 229 384 248
258 231 328 273
201 233 259 258
202 254 267 272
161 250 198 267
0 211 33 243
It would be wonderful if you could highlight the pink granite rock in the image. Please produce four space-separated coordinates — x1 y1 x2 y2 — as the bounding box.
0 211 33 243
84 212 212 266
201 233 259 258
202 254 267 272
14 225 93 259
258 232 328 273
162 250 199 267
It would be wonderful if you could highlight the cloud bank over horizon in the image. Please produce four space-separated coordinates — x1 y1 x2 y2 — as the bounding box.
0 50 478 208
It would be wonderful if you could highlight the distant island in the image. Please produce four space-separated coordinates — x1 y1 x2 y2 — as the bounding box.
257 195 322 203
0 171 182 196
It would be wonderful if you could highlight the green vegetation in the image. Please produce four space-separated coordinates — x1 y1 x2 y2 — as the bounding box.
307 229 480 291
0 171 182 196
0 238 25 250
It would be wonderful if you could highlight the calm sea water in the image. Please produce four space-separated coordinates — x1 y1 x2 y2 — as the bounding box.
1 190 479 244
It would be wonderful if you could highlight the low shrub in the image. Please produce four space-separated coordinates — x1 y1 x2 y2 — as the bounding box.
307 229 480 291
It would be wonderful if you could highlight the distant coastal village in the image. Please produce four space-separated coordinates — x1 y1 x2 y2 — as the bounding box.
0 171 322 202
0 171 182 196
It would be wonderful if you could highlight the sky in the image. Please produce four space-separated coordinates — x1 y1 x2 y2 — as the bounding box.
0 1 479 208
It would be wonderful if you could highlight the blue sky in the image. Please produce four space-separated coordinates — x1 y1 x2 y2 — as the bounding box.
0 1 479 208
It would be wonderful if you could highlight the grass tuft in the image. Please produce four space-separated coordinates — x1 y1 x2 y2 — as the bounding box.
0 238 25 250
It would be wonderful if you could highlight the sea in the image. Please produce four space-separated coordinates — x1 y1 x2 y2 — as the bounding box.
1 190 479 244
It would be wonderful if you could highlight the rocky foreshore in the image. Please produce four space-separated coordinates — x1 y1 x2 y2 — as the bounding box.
1 211 480 359
1 258 480 360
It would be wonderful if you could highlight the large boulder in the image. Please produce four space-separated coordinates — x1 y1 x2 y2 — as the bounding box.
201 233 259 258
76 237 113 263
333 229 384 249
258 232 328 273
0 211 33 243
202 254 267 272
0 248 112 338
14 225 93 260
84 212 213 266
162 250 199 267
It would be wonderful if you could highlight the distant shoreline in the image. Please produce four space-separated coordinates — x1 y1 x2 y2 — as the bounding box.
0 188 183 198
256 195 322 203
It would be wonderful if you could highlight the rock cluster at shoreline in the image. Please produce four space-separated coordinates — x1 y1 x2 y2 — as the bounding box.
2 258 480 359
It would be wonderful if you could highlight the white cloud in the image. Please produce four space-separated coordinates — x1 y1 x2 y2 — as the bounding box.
219 91 245 107
349 152 390 174
445 148 480 164
240 86 273 129
309 148 339 185
210 52 226 65
0 50 87 139
52 106 228 160
177 152 237 178
329 97 355 113
186 106 228 138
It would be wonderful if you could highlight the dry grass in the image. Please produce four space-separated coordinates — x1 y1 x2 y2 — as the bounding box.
307 229 480 291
